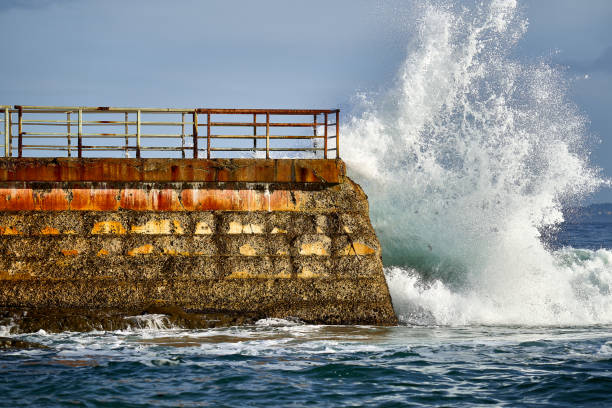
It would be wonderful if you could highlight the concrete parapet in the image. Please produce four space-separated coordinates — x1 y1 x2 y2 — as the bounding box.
0 158 397 330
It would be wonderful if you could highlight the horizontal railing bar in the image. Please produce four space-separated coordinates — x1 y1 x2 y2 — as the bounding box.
19 144 326 152
200 109 339 115
16 134 325 140
12 106 339 114
21 146 183 151
17 121 338 129
208 122 326 128
19 120 191 126
16 135 162 139
21 132 68 136
209 148 323 152
208 134 322 139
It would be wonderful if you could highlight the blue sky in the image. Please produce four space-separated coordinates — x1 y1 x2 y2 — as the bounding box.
1 0 611 202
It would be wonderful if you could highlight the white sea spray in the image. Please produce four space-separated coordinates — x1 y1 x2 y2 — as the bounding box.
344 0 611 325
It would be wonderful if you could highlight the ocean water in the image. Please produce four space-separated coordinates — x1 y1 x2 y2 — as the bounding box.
2 0 612 406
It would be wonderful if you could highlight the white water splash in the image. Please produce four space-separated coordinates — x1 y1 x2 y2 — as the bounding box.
124 314 174 330
344 0 611 325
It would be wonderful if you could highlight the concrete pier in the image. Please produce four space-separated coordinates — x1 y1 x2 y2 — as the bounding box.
0 158 397 331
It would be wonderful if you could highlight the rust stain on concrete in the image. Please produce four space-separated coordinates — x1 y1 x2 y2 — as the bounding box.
0 226 22 235
127 244 154 256
40 226 61 235
0 158 344 183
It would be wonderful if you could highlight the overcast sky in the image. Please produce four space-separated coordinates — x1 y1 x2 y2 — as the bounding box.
1 0 611 202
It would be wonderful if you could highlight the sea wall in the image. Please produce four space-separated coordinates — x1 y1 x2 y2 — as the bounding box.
0 158 397 331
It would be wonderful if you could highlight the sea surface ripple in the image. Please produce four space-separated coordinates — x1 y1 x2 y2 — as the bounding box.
2 324 612 407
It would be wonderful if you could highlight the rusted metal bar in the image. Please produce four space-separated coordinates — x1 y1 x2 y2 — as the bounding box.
324 113 328 159
313 114 318 143
136 110 141 159
336 110 339 159
78 109 83 158
206 112 211 159
124 112 129 158
266 112 270 159
67 112 71 157
193 111 199 159
18 106 23 158
15 106 338 115
209 122 319 127
253 113 257 151
211 147 324 152
209 135 319 139
181 112 185 159
198 108 337 115
4 107 8 157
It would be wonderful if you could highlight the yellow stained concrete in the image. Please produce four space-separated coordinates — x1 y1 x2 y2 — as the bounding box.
131 220 171 234
173 220 185 234
239 244 257 256
339 242 376 256
0 226 22 235
127 244 154 256
297 268 319 278
227 270 291 279
194 222 213 235
40 226 60 235
162 248 190 256
228 222 263 234
299 241 329 256
91 221 127 235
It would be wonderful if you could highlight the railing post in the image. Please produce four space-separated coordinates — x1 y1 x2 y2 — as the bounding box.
3 107 8 157
17 106 23 158
336 110 339 159
313 113 317 140
8 110 12 157
67 112 71 157
181 113 185 159
324 113 328 159
124 112 129 158
265 112 270 159
206 111 211 159
136 110 141 159
193 111 198 159
253 113 257 152
78 109 82 158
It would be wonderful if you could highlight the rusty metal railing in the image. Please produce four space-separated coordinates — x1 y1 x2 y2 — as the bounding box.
0 106 340 159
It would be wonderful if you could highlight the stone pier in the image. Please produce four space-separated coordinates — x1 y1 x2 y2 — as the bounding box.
0 158 397 331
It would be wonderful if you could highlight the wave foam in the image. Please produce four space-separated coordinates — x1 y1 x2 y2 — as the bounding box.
344 0 610 326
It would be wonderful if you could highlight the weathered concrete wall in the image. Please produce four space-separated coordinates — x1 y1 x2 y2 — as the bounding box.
0 159 397 330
